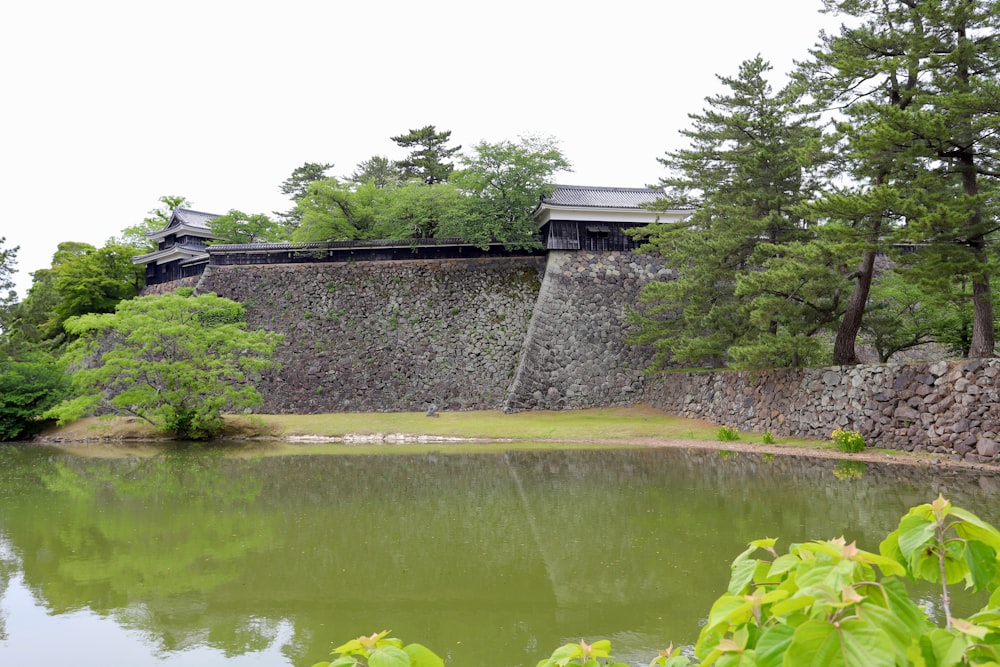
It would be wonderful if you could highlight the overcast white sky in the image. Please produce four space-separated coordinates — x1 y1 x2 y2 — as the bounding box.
1 0 841 297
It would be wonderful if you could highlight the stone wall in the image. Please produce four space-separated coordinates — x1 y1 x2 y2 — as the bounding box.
644 359 1000 462
140 275 200 296
504 251 670 410
197 257 545 413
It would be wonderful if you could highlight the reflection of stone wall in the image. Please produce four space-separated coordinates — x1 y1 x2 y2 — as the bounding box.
198 258 545 413
644 359 1000 462
504 251 670 410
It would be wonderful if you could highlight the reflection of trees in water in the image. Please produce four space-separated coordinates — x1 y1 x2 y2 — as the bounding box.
0 535 17 641
0 446 996 666
3 450 277 654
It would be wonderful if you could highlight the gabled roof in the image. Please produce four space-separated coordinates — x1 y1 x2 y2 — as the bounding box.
534 184 692 226
145 207 221 242
168 207 219 230
542 184 669 209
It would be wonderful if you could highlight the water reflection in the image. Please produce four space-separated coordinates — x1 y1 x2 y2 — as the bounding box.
0 444 996 666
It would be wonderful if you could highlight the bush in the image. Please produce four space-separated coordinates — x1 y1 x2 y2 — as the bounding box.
0 359 66 441
831 428 865 453
717 425 739 441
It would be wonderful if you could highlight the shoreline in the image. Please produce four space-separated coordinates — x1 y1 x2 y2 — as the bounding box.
31 431 1000 473
27 406 1000 473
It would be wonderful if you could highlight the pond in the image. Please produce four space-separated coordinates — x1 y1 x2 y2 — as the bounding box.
0 443 997 666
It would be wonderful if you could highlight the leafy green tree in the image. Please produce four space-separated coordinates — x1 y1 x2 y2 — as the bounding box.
47 291 281 440
0 357 66 441
374 181 469 239
291 178 376 242
631 57 825 369
1 241 113 353
449 135 571 249
391 125 461 185
51 243 145 329
861 270 940 362
274 162 335 232
115 195 192 251
208 210 285 244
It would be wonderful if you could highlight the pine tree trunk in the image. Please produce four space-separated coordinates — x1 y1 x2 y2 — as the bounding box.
832 249 877 365
970 253 995 358
956 19 994 359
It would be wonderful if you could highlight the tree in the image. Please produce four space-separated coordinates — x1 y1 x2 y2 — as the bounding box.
631 57 826 369
0 237 19 332
291 178 376 242
375 182 469 239
47 291 282 440
860 270 940 362
0 358 66 441
116 195 192 251
906 0 1000 358
275 162 335 232
350 155 402 189
449 135 571 248
391 125 461 185
50 243 145 329
0 242 94 352
806 0 1000 359
208 210 285 244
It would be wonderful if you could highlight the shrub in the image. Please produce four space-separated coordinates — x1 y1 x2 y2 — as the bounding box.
761 430 775 444
831 428 865 453
717 425 739 441
0 359 67 441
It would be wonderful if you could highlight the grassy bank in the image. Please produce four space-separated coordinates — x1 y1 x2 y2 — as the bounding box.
36 405 983 468
40 405 816 446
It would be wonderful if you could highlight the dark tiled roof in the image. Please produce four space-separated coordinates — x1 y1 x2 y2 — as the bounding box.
206 238 502 252
542 185 667 209
171 208 220 229
131 242 210 263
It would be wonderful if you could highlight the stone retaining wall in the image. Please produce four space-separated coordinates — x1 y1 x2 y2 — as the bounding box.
197 257 544 413
503 251 670 410
139 275 200 295
644 359 1000 463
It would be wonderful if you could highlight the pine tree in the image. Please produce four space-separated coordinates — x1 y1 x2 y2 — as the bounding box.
632 57 826 368
807 0 1000 359
391 126 461 185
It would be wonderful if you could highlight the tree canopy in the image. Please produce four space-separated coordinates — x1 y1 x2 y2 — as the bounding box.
288 132 571 248
274 162 334 232
631 57 828 369
391 125 461 185
116 195 192 251
634 1 1000 369
47 291 282 440
449 135 571 249
209 210 284 245
0 237 18 332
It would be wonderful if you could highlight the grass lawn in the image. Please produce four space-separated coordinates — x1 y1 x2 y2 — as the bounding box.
38 406 971 469
40 405 819 447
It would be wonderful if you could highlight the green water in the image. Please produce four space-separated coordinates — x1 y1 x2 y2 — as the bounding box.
0 444 997 666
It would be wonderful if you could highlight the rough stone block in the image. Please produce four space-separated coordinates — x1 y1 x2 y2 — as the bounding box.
977 436 1000 458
